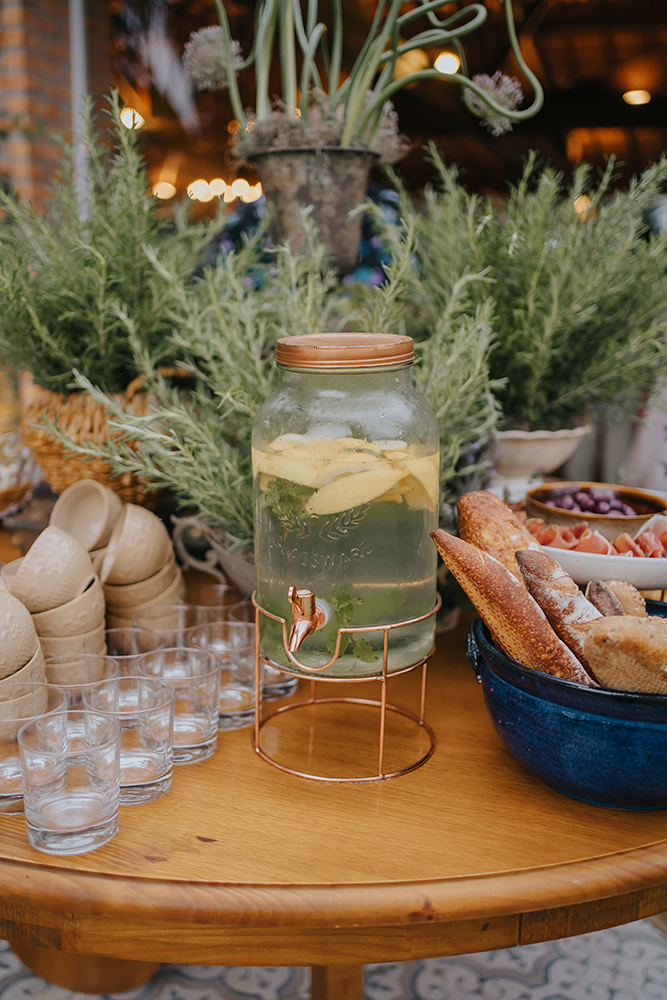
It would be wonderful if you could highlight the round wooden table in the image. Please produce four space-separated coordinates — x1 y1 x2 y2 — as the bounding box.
3 614 667 999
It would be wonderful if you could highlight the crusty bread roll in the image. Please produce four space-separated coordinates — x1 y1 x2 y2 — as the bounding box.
583 616 667 693
431 529 593 685
457 490 540 580
605 580 648 618
516 549 601 674
585 580 625 617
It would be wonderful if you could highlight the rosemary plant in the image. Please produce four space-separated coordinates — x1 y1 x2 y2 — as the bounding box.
184 0 544 159
43 216 500 551
0 92 220 395
375 147 667 431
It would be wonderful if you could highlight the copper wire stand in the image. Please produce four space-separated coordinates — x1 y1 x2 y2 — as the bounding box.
252 593 440 783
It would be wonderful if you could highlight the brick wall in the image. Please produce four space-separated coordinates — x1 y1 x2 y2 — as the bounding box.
0 0 111 207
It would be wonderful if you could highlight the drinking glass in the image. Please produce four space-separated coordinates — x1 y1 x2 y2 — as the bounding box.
39 654 120 709
138 647 220 764
229 604 298 701
86 629 165 675
18 709 120 855
218 643 259 730
0 683 67 815
185 620 255 658
186 623 259 730
84 676 175 805
133 606 209 648
181 581 245 624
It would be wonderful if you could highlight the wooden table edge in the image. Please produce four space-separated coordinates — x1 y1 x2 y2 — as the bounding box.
2 839 667 930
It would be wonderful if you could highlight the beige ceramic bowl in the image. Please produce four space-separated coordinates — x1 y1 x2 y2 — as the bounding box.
102 551 177 609
1 558 22 592
39 624 106 659
31 577 105 638
100 505 171 586
91 547 106 575
0 589 40 679
2 642 45 688
49 480 123 552
10 526 95 613
105 612 134 630
106 568 184 623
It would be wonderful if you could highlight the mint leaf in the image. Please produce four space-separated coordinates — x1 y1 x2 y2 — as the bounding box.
353 637 380 663
327 629 350 658
259 476 316 525
330 590 364 625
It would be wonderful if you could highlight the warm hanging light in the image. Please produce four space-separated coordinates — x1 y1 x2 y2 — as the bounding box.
434 51 461 75
242 183 263 203
623 89 651 105
394 48 429 80
152 181 176 200
573 194 591 219
209 178 227 197
187 179 210 201
120 107 145 129
231 178 250 197
223 187 236 203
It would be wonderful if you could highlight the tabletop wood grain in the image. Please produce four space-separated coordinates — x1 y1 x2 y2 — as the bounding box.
1 610 667 965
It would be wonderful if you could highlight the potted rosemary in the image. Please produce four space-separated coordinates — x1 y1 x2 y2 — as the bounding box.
0 92 219 502
373 147 667 480
184 0 544 272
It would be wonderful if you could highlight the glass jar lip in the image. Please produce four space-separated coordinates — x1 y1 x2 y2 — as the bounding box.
276 332 414 370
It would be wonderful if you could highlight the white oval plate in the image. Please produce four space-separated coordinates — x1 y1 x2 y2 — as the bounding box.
544 546 667 589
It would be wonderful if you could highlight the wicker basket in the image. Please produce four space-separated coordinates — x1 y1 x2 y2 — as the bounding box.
20 370 186 507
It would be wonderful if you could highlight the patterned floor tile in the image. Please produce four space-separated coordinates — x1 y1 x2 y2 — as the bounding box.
0 919 666 1000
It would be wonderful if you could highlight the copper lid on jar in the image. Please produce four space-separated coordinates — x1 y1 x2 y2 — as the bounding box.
276 332 414 370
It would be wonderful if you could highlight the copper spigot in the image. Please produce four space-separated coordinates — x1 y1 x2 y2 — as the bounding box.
287 586 326 653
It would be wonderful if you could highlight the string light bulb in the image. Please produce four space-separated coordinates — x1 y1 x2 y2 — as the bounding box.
152 181 176 200
622 89 651 105
242 183 263 203
120 107 145 129
434 51 461 75
231 178 250 197
209 178 227 197
573 194 591 219
187 179 210 201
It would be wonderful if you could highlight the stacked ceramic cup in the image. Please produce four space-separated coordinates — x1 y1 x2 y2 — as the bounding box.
49 479 123 567
99 504 182 627
0 589 44 691
2 525 105 657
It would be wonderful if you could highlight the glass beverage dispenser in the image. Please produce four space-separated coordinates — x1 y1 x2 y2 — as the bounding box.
252 332 439 678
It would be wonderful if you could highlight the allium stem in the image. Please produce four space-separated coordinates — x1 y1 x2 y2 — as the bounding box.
212 0 247 128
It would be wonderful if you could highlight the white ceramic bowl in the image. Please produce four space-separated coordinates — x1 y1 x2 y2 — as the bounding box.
39 624 106 659
544 546 667 590
102 551 177 608
100 505 172 586
0 589 40 679
31 577 105 637
49 480 123 552
10 526 95 613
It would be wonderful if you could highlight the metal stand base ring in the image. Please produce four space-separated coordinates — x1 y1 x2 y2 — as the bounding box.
253 696 436 783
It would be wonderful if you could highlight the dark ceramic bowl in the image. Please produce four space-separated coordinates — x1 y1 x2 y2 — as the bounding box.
468 601 667 810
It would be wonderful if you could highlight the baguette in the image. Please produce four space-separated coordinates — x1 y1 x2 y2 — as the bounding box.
431 529 593 684
605 580 648 618
457 490 540 580
515 549 601 675
583 616 667 693
585 580 625 617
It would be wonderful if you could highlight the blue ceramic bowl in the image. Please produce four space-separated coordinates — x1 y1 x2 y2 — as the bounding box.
467 601 667 810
